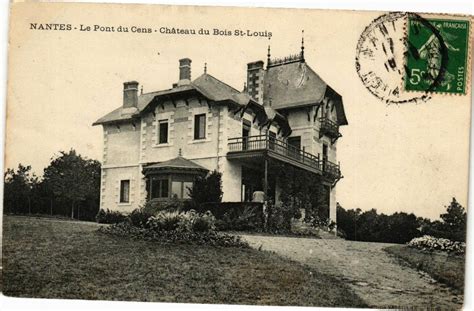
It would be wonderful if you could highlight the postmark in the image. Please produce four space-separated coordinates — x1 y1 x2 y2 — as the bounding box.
355 12 459 104
405 18 470 94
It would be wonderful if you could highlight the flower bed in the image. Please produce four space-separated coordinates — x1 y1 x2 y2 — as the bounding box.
407 235 465 255
98 209 249 248
99 222 248 248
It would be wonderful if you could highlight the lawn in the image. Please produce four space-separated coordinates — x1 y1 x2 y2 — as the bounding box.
384 244 465 294
2 216 366 307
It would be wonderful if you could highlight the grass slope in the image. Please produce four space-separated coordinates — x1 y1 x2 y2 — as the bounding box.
385 245 465 294
2 216 366 307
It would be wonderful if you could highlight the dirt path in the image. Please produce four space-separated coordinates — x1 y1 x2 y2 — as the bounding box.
241 235 463 309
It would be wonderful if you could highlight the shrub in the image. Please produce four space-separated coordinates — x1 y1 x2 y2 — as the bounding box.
146 210 216 233
95 209 127 224
98 220 248 248
147 211 182 231
188 170 223 207
192 211 215 232
408 235 466 255
142 197 184 215
266 201 289 233
128 208 153 228
198 202 264 231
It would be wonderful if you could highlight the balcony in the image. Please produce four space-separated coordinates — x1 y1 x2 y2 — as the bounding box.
321 160 341 183
227 134 341 183
319 117 342 143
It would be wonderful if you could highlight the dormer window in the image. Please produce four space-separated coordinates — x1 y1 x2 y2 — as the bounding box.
158 119 169 144
194 114 206 140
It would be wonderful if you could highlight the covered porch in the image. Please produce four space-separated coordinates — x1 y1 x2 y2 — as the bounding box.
227 134 342 202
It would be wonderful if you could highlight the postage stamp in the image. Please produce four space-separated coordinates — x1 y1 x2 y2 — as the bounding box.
356 12 471 104
404 18 470 94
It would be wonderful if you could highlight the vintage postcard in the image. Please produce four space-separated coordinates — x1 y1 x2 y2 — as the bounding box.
2 2 472 309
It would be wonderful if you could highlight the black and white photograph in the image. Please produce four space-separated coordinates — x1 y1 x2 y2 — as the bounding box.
1 1 472 310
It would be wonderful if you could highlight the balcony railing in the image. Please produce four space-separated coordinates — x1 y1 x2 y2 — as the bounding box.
228 134 341 181
321 159 341 181
319 117 341 141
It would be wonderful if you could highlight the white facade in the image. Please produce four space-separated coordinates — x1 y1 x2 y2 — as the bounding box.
95 55 347 225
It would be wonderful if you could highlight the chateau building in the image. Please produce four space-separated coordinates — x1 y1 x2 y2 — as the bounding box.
93 43 348 223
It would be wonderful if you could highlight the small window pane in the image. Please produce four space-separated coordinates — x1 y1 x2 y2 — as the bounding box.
160 179 169 198
183 182 193 199
159 120 168 144
151 178 169 199
171 181 182 199
120 180 130 203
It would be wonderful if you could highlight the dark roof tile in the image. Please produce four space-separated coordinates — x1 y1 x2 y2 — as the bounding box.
143 156 208 172
264 61 327 110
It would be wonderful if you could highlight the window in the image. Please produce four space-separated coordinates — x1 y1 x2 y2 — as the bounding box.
194 114 206 140
158 120 168 144
183 182 193 199
268 131 276 150
171 181 193 199
150 178 169 199
171 181 182 199
120 180 130 203
242 120 251 150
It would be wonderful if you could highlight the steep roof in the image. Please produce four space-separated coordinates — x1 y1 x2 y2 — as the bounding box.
263 60 347 126
192 73 242 103
264 61 327 110
93 74 250 126
93 85 195 125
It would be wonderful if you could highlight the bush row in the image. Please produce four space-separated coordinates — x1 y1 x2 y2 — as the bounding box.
96 207 248 248
408 235 466 255
96 209 127 224
98 220 248 248
96 201 266 232
196 202 264 231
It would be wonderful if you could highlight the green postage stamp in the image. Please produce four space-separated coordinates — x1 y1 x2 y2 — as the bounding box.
405 18 470 94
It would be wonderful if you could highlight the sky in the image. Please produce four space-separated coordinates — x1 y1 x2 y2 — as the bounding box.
5 2 471 220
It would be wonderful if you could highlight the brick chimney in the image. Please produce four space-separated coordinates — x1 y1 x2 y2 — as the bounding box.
247 61 264 104
123 81 139 108
178 58 192 86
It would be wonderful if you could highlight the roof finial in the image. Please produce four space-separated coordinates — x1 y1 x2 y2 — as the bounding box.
267 37 271 66
301 30 305 61
204 62 207 74
243 82 247 92
178 148 182 156
140 85 143 95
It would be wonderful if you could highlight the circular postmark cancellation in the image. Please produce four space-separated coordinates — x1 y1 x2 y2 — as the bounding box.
355 12 459 104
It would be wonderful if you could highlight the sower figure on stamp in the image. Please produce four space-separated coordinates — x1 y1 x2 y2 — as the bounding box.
418 24 460 91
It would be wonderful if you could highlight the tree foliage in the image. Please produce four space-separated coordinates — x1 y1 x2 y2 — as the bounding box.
3 149 101 220
267 161 329 232
188 170 223 207
337 198 467 243
4 164 39 214
42 149 101 218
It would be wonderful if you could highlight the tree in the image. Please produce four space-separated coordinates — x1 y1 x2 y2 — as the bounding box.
4 164 39 214
42 149 101 219
188 170 223 207
439 197 467 241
